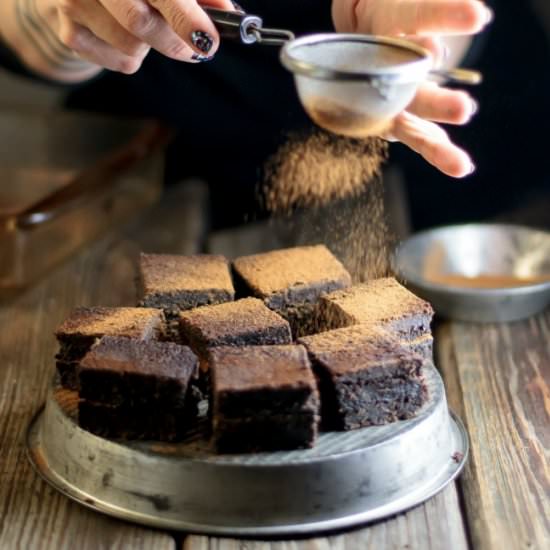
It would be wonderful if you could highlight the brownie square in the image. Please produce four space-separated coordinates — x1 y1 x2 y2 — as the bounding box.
232 245 351 337
318 278 434 340
179 297 292 375
78 400 190 442
406 334 434 362
138 253 234 314
78 336 198 408
299 326 427 430
210 345 320 453
55 306 164 389
78 337 199 441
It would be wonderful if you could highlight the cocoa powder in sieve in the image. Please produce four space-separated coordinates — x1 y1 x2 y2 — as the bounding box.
305 97 392 139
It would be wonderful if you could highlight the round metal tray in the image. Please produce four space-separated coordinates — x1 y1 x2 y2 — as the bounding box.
26 364 468 536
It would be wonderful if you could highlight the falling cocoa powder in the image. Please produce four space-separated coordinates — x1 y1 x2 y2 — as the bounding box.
263 129 392 282
263 130 388 213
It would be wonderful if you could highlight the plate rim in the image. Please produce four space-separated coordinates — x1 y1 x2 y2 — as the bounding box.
26 405 469 537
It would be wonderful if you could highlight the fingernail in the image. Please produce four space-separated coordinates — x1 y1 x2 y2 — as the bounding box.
471 99 479 116
231 1 244 12
469 162 476 175
191 31 213 53
484 6 494 25
191 53 214 63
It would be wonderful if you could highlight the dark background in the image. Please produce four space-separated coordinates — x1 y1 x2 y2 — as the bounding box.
1 0 549 230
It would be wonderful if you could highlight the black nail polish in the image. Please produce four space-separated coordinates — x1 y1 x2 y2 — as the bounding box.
191 53 213 62
191 31 213 53
231 1 244 12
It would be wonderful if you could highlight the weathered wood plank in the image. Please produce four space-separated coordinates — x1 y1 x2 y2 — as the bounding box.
0 181 208 549
183 485 468 550
436 315 550 550
0 241 175 549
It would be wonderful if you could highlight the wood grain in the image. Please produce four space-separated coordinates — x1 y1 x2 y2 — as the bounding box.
0 181 207 549
183 485 468 550
436 315 550 550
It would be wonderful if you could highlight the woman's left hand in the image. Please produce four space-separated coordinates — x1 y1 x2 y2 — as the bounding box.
332 0 493 177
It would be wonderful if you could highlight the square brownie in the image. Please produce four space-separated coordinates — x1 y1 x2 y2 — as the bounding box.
232 245 351 337
78 336 199 441
299 325 427 430
407 334 434 362
210 345 320 453
55 306 164 389
78 401 190 442
78 336 198 407
138 253 234 314
318 278 434 341
179 297 292 375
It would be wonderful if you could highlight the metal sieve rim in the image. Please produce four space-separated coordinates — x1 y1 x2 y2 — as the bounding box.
280 33 432 83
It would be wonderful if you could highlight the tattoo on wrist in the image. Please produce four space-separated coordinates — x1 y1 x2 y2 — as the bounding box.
15 0 92 71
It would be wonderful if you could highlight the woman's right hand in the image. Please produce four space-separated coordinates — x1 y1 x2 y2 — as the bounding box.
38 0 235 73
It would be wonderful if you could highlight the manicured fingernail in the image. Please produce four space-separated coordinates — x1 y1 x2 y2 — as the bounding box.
484 7 494 25
191 31 213 53
191 53 214 62
231 1 244 12
471 99 479 116
469 162 476 175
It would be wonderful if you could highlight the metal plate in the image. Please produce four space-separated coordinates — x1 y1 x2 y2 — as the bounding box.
26 364 468 536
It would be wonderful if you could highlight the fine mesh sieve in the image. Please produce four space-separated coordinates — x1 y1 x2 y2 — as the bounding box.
205 8 482 138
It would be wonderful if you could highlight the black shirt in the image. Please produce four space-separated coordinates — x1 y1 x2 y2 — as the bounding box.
1 1 549 228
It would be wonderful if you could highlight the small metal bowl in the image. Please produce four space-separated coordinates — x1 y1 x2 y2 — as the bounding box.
393 224 550 323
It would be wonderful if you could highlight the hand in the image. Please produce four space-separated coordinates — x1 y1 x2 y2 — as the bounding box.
332 0 494 178
41 0 235 73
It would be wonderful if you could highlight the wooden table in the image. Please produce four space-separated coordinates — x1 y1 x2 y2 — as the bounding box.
1 183 548 549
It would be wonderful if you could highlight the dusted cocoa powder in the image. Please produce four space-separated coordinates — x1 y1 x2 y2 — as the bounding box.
262 127 392 282
263 130 388 213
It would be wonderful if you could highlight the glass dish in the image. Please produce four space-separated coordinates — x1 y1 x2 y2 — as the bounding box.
0 109 169 294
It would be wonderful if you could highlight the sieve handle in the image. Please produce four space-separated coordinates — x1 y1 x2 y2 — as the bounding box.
429 68 483 85
204 7 294 46
203 7 262 44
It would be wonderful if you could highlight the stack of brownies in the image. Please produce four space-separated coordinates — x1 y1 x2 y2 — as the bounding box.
54 244 434 453
55 306 199 441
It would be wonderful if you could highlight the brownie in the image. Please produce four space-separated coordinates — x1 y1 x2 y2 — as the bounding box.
232 245 351 337
299 326 427 430
78 336 198 408
138 253 234 314
78 337 199 441
210 345 320 453
179 297 292 375
55 306 164 389
406 334 434 362
318 278 434 340
78 400 189 442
